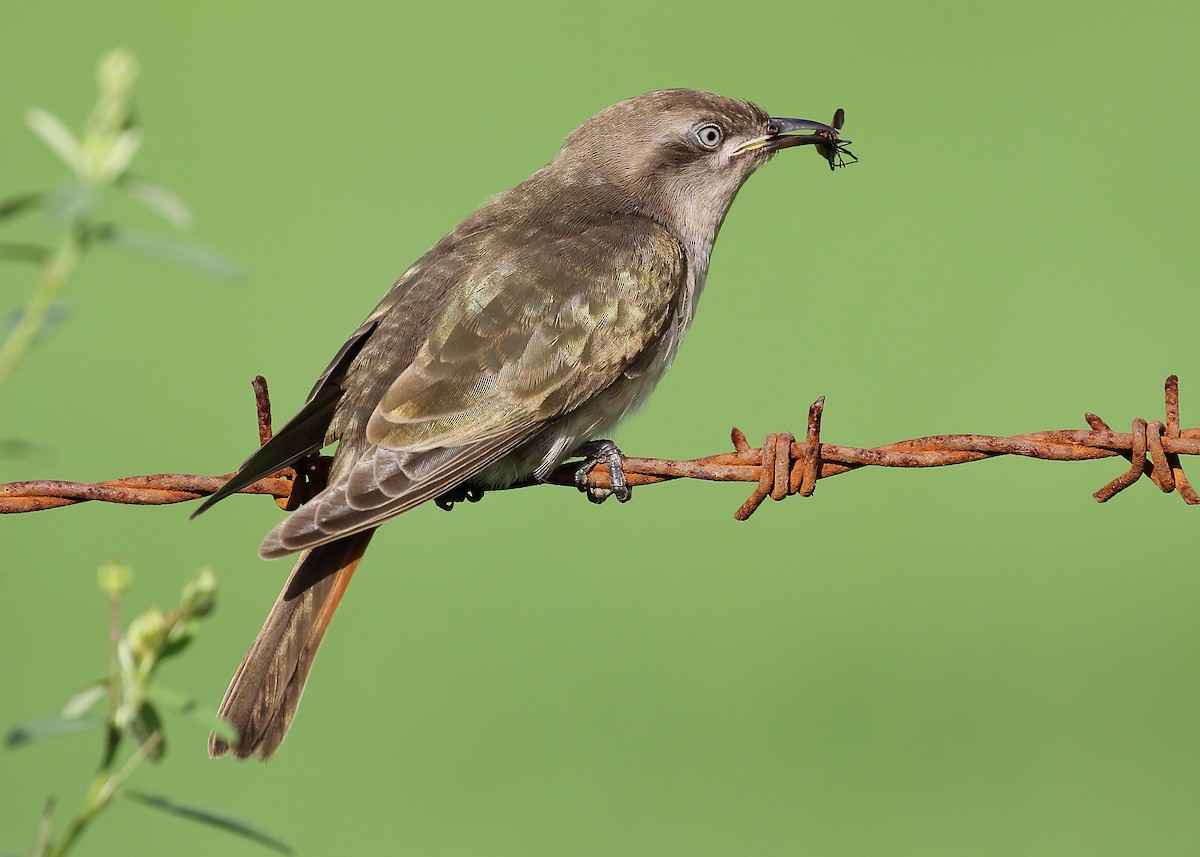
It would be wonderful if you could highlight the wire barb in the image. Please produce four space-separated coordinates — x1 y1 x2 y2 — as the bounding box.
2 376 1198 519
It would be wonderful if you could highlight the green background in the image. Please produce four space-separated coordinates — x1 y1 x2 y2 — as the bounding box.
3 1 1198 855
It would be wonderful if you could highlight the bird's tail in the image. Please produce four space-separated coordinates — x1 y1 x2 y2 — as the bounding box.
209 529 376 759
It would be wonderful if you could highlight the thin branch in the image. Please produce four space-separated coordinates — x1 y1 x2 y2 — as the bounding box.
0 224 86 388
1 376 1197 520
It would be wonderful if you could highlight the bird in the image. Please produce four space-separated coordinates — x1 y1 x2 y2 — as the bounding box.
195 88 850 759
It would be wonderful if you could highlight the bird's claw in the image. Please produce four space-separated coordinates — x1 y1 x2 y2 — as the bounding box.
434 485 486 511
572 439 631 504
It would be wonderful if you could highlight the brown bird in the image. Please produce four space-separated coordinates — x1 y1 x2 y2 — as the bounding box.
195 89 850 758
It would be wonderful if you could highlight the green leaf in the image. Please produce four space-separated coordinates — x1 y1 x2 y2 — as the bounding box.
0 242 50 264
0 437 48 461
95 128 143 183
44 180 101 224
0 189 45 221
6 714 104 748
210 717 238 746
123 791 294 854
158 620 196 662
95 225 241 280
61 680 108 719
145 686 236 743
2 301 70 341
119 175 192 229
30 797 54 857
144 685 199 715
130 701 166 762
26 108 84 175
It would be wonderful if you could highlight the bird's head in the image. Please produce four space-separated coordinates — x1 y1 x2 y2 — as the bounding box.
557 89 846 246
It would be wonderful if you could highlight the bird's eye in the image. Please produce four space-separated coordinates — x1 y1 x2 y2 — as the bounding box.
693 124 723 150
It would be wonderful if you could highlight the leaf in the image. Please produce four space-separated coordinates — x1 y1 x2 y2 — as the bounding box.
144 685 199 715
30 797 54 857
123 791 294 854
26 108 84 175
5 714 104 748
44 181 101 225
0 437 48 461
96 128 143 182
61 680 108 719
119 175 192 229
158 620 196 662
130 701 166 761
2 301 70 341
96 225 241 280
210 717 238 747
146 686 237 744
0 242 50 264
0 189 45 222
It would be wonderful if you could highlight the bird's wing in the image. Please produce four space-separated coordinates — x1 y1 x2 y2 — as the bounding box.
261 215 686 557
190 319 380 517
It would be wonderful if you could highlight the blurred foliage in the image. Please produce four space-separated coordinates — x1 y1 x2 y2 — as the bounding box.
0 51 281 857
6 563 289 856
0 48 236 396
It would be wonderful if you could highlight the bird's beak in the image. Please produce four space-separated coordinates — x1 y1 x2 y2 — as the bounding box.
734 117 837 156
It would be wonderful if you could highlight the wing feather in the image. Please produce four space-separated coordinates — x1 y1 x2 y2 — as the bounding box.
261 214 686 557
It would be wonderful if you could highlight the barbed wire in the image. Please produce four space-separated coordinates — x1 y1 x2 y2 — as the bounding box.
2 376 1196 520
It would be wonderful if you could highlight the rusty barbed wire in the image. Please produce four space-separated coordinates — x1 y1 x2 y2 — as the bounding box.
2 376 1197 520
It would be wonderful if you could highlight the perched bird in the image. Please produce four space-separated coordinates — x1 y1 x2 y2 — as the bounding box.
196 88 849 758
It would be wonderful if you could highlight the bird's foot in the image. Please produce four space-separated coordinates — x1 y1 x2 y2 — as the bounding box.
435 484 486 511
572 439 631 504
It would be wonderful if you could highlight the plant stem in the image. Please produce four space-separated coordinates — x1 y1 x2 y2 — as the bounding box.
0 223 85 389
107 590 121 721
44 730 162 857
46 764 111 857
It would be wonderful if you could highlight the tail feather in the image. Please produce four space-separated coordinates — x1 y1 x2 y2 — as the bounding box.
209 529 376 759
